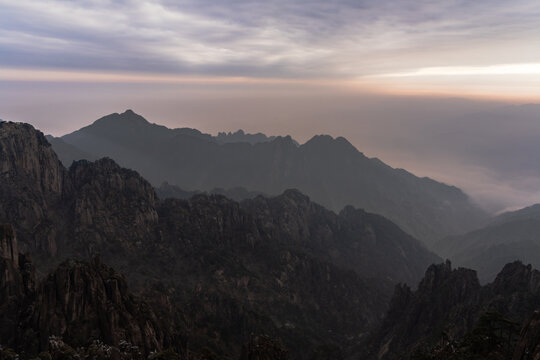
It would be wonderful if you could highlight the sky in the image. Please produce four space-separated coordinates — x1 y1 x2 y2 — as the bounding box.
2 0 540 213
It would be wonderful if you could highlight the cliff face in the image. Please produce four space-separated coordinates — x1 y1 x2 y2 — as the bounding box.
366 261 540 360
0 227 171 357
69 158 159 256
367 261 482 359
0 123 68 256
22 256 169 354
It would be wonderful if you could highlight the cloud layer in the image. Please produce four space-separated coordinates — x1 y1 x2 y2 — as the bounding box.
2 0 540 79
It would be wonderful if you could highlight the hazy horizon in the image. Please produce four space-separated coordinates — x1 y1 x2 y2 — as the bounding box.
2 85 539 214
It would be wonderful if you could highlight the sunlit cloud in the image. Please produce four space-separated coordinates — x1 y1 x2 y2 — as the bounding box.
379 64 540 77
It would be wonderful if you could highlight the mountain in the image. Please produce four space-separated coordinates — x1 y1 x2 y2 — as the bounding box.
437 204 540 283
366 260 540 360
51 110 487 246
489 203 540 226
0 121 441 358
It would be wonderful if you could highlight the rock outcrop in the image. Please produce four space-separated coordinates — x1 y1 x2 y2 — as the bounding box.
0 248 172 357
366 261 540 360
0 123 68 255
69 158 159 256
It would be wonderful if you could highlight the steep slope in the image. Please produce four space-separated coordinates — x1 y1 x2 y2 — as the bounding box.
0 121 442 358
438 204 540 283
366 261 540 360
55 110 487 245
0 122 69 256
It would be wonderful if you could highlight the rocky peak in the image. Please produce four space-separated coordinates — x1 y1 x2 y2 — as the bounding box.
491 260 540 294
280 188 312 206
0 122 66 196
0 224 18 266
92 109 150 128
68 158 158 255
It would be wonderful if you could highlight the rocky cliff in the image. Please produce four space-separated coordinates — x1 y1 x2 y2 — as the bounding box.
0 226 172 357
366 261 540 360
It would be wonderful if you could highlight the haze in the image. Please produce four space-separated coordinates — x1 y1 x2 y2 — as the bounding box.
2 0 540 213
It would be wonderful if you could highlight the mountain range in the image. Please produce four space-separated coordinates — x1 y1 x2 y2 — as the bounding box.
0 120 441 359
1 118 540 359
47 110 487 247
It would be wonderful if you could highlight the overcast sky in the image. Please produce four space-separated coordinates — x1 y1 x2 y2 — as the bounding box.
2 0 540 213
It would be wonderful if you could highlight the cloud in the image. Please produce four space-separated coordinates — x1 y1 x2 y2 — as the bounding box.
2 0 540 78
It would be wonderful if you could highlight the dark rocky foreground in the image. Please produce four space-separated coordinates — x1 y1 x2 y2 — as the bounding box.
2 121 540 359
0 121 440 358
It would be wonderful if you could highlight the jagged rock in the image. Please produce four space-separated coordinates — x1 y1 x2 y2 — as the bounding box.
69 158 159 255
0 254 171 357
366 261 540 360
0 123 68 256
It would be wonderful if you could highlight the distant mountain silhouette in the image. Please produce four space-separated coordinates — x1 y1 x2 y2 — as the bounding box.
50 110 487 246
216 129 300 146
438 204 540 282
45 135 97 166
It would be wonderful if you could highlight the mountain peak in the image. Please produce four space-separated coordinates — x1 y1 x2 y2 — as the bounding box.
91 110 150 129
302 134 359 154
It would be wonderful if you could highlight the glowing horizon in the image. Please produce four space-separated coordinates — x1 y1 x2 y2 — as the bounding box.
3 66 540 103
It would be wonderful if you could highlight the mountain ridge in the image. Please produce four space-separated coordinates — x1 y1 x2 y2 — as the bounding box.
437 204 540 283
50 110 487 246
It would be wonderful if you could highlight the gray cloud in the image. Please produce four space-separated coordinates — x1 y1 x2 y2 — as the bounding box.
2 0 540 77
